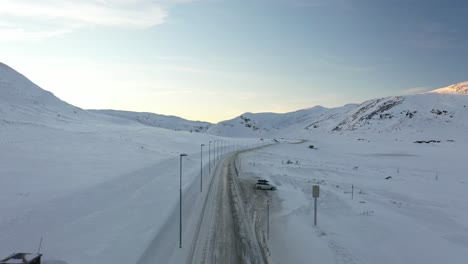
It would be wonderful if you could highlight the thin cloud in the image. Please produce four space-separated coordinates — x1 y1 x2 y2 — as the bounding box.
165 65 218 74
0 27 72 42
153 90 194 96
315 53 375 73
154 55 194 62
401 86 432 95
277 0 330 7
324 62 375 73
281 0 354 9
0 0 191 41
341 65 374 73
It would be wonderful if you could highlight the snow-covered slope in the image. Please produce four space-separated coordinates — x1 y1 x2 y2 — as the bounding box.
430 81 468 95
241 139 468 264
206 106 328 137
0 62 246 264
208 82 468 140
90 109 212 132
0 62 98 128
0 62 211 132
307 92 468 139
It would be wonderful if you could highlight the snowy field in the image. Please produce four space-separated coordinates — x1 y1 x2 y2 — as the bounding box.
3 125 467 263
239 135 468 264
0 120 255 263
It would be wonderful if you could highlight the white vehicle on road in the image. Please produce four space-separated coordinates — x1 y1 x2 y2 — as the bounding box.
256 180 277 190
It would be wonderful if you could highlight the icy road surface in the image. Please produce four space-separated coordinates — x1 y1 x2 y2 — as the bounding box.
189 151 268 264
138 146 272 264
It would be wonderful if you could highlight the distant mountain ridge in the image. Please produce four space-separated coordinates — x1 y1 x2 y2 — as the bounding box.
0 62 212 132
2 62 467 138
90 109 212 132
206 106 328 137
206 82 468 139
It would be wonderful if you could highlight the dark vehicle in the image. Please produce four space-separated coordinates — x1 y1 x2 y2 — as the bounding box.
0 253 42 264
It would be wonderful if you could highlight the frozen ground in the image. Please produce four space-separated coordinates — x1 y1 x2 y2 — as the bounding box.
238 135 468 264
2 121 467 264
0 120 257 263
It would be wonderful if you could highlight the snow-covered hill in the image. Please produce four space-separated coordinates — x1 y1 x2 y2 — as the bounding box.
208 82 468 140
206 106 328 137
0 62 243 264
90 109 212 133
0 62 212 133
0 62 96 128
306 92 468 139
430 81 468 95
3 61 466 139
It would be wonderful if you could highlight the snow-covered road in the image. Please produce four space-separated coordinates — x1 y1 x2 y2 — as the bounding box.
136 146 271 264
189 151 267 264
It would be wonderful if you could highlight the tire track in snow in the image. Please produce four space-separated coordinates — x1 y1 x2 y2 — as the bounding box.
189 151 269 264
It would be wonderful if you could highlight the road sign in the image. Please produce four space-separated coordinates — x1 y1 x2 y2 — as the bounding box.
312 185 319 226
313 185 319 198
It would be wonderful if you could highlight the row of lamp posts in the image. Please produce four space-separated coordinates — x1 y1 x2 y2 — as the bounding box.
179 140 254 248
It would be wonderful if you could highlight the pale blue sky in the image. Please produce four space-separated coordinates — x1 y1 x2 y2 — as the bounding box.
1 0 467 122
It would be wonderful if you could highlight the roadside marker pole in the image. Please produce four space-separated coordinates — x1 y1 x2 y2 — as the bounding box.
313 185 320 226
200 144 204 192
179 153 188 248
314 198 317 226
351 184 354 200
267 200 270 240
208 141 211 175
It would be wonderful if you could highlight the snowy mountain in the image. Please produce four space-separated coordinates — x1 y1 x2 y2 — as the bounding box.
208 82 468 139
0 62 211 133
90 110 212 133
206 106 328 137
0 62 237 264
0 62 95 127
308 93 468 139
429 81 468 95
4 61 466 139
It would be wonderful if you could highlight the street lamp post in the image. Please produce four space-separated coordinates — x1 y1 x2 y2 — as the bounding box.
208 141 211 174
214 140 216 162
179 153 188 248
200 144 205 192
